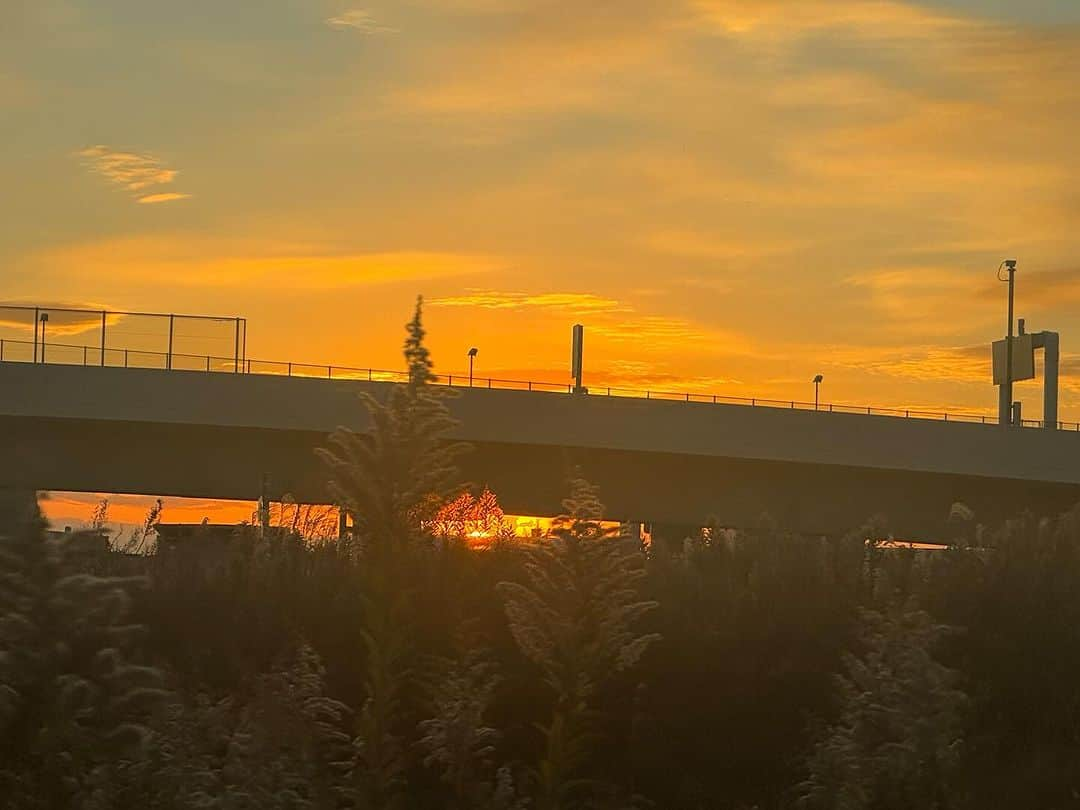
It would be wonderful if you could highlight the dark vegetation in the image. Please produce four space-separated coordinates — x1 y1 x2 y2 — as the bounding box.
4 299 1080 808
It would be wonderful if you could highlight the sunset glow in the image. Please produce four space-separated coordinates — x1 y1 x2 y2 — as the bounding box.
2 1 1078 422
5 5 1080 805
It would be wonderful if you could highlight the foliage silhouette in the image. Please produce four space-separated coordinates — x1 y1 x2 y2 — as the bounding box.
498 475 659 809
797 601 966 810
0 491 166 809
317 295 468 551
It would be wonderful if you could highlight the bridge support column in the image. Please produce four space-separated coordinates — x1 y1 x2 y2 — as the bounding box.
1043 331 1059 430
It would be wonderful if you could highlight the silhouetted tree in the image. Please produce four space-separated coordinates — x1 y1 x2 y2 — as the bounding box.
317 295 468 550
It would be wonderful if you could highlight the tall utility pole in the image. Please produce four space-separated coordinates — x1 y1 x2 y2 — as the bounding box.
571 324 585 394
999 260 1018 426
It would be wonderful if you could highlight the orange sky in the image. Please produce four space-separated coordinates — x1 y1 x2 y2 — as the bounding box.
40 492 256 536
5 1 1080 527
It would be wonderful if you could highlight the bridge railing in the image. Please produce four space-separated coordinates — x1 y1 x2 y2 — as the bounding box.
2 337 1077 431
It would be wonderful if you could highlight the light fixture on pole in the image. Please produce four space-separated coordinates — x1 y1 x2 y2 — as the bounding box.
39 312 49 364
467 347 478 386
813 374 823 410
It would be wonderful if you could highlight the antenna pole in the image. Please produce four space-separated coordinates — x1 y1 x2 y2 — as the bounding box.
571 324 585 394
999 261 1017 426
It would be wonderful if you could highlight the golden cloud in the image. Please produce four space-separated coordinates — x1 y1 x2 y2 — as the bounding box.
429 290 627 313
591 315 706 344
0 300 125 336
692 0 964 40
430 287 749 354
326 9 397 34
78 145 191 203
137 192 192 205
826 343 990 384
24 236 503 290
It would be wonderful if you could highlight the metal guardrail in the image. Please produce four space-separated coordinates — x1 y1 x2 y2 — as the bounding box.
1 337 1076 431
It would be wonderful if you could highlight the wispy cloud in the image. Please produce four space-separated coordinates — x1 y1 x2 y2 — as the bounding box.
429 290 626 313
25 236 500 290
137 192 191 205
592 316 707 344
843 267 1002 338
826 343 991 385
693 0 964 42
0 299 121 336
429 288 725 350
326 9 397 34
78 145 190 204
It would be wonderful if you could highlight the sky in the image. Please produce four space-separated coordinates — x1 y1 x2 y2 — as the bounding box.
3 1 1080 523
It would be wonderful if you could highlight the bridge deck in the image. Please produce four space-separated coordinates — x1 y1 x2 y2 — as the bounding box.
2 362 1079 537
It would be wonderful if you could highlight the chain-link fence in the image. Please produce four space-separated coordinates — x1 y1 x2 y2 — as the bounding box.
0 305 247 370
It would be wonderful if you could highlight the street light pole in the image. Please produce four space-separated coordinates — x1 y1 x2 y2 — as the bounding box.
39 312 49 364
999 260 1018 426
468 347 478 387
813 374 823 410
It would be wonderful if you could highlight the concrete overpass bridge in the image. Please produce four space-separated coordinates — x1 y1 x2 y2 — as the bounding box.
2 358 1080 540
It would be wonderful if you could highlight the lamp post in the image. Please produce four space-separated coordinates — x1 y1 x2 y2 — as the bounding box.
999 259 1018 426
813 374 823 410
468 347 478 387
39 312 49 364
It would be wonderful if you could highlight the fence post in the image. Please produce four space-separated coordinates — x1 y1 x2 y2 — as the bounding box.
167 314 174 371
83 346 88 365
207 356 211 372
328 366 332 379
124 349 129 368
